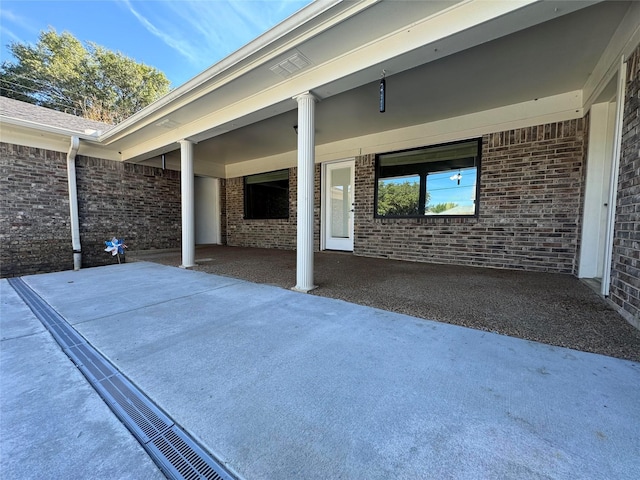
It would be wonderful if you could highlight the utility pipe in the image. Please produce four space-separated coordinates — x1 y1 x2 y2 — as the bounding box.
66 136 82 270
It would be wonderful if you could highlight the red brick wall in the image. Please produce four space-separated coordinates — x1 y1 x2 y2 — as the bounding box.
0 144 181 277
225 169 297 249
354 119 586 273
1 144 72 276
225 166 321 250
223 120 585 274
75 156 181 267
609 45 640 325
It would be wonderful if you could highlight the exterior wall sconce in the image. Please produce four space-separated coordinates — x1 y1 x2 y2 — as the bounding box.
293 124 298 134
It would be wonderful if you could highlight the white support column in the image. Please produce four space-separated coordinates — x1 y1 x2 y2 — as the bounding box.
179 139 196 268
293 91 317 292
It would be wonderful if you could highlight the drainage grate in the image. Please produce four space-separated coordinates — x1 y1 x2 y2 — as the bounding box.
8 277 235 480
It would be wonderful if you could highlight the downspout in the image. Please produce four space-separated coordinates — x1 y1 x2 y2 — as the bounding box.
67 136 82 270
601 57 628 297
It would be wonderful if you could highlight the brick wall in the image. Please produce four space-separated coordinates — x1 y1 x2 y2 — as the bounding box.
75 156 181 267
609 45 640 326
0 144 181 277
225 165 321 250
354 119 586 273
1 144 72 276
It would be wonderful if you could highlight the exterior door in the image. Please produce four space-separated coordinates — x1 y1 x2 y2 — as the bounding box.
194 176 221 244
324 160 355 251
579 101 615 282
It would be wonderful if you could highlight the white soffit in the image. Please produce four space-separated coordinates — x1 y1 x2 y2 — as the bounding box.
110 0 531 154
117 0 624 164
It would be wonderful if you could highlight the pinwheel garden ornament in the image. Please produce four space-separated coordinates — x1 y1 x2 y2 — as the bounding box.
104 237 127 264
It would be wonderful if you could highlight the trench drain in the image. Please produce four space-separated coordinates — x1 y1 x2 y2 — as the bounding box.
8 277 235 480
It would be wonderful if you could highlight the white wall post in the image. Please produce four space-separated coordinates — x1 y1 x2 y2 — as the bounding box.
293 92 317 292
601 58 628 297
179 139 196 268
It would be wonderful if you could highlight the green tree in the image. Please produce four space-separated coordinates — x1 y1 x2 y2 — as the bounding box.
377 180 429 216
427 202 458 214
0 28 171 124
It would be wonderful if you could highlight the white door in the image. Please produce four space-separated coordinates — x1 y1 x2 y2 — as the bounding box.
195 176 221 244
579 101 615 280
324 160 355 251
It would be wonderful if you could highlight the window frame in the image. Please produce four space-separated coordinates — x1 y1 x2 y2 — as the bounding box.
374 138 481 219
243 168 290 220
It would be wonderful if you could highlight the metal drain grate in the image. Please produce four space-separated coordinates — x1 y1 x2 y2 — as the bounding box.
8 277 235 480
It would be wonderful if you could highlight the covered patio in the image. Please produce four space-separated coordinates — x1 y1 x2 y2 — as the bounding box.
130 245 640 362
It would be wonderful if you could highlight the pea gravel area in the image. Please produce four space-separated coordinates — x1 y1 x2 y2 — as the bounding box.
129 245 640 362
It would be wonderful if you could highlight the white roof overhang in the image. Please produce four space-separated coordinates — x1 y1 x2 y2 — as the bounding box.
3 0 637 176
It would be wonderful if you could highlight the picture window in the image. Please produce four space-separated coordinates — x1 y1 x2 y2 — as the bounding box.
244 169 289 219
375 139 480 218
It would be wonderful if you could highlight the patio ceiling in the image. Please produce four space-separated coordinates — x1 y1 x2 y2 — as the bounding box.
104 0 632 176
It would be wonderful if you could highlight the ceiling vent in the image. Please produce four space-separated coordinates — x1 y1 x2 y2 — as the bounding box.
155 118 181 129
269 51 312 78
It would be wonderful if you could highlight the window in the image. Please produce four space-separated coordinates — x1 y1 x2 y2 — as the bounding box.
244 169 289 219
375 139 480 218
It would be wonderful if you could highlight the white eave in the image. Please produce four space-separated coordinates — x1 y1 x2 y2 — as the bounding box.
103 0 575 159
97 0 354 143
1 115 103 141
4 0 634 172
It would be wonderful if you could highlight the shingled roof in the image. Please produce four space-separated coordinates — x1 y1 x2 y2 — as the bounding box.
0 96 113 134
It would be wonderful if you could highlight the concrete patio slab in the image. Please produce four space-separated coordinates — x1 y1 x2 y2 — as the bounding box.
0 280 164 479
131 245 640 362
6 262 640 479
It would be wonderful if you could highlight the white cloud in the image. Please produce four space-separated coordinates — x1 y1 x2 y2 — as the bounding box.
118 0 308 71
0 9 39 47
1 9 39 35
119 0 201 64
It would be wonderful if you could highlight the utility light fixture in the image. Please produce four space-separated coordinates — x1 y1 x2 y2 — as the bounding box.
450 172 462 185
379 70 386 113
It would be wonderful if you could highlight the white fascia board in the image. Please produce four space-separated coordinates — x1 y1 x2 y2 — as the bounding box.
0 119 120 160
583 1 640 111
120 0 547 161
0 115 102 141
1 123 71 155
77 143 121 161
98 0 361 143
224 90 583 178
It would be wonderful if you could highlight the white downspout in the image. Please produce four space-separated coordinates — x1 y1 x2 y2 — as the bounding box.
67 136 82 270
601 57 628 297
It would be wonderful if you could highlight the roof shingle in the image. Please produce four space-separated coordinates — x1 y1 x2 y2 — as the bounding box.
0 96 113 133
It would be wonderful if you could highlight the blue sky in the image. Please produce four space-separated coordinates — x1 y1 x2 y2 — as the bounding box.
0 0 310 87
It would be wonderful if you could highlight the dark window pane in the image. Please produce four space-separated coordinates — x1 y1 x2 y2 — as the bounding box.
244 169 289 219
